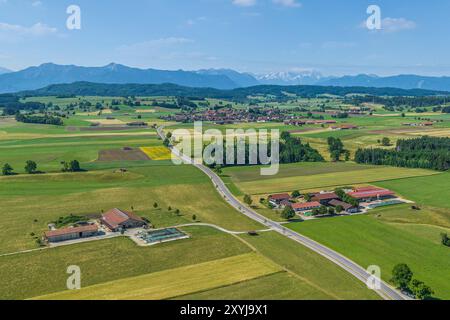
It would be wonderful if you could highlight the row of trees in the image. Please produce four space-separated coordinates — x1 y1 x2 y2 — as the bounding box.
2 161 39 176
391 264 434 300
204 132 324 169
15 113 64 126
347 95 450 109
355 136 450 171
2 160 82 175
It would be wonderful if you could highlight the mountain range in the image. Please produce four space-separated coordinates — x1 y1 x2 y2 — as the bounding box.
0 67 11 75
2 63 450 93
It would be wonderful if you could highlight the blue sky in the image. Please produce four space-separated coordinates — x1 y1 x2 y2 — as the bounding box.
0 0 448 76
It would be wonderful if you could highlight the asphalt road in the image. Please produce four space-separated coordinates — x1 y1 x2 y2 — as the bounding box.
157 127 409 301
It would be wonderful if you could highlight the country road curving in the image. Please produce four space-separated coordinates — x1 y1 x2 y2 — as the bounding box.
157 127 409 301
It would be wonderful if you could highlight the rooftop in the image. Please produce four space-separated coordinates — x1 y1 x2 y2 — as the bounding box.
311 192 339 201
348 187 395 199
292 201 321 210
45 225 98 238
101 208 144 229
269 193 291 200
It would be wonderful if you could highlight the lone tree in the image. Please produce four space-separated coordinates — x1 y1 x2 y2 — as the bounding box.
381 137 391 146
410 279 434 300
153 202 158 209
391 263 413 290
2 163 14 176
281 206 296 220
163 138 170 147
192 214 197 221
291 190 301 198
243 194 253 206
441 233 450 247
25 160 38 174
69 160 81 172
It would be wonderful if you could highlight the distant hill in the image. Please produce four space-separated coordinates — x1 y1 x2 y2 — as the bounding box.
319 74 450 92
3 63 450 93
0 67 11 75
196 69 260 87
20 82 447 100
0 63 246 93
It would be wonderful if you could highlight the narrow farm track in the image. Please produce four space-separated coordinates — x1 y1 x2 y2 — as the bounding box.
158 126 410 301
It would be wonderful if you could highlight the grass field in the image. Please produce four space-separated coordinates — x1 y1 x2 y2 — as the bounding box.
0 164 261 254
288 215 450 300
223 162 438 195
0 133 159 173
368 203 450 229
177 272 332 300
33 253 281 300
237 232 380 300
375 172 450 209
0 226 251 300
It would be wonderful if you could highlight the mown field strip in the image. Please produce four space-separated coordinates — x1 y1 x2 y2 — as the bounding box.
32 253 281 300
236 167 438 195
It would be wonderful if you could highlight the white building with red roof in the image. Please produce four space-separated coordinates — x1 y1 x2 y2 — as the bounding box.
348 187 395 202
291 201 322 213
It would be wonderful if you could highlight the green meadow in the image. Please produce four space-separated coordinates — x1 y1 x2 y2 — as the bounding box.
288 214 450 300
0 226 250 300
1 94 449 300
0 164 261 254
223 162 438 195
375 173 450 209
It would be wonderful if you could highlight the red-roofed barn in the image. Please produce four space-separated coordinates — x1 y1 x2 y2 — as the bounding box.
291 201 321 213
348 187 395 202
45 225 98 243
101 208 146 232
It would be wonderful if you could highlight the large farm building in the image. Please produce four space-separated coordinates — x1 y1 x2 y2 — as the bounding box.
45 225 98 243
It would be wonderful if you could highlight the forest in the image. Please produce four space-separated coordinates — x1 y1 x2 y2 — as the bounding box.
354 137 450 171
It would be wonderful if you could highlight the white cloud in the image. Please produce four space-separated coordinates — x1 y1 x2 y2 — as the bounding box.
186 16 206 26
31 1 42 7
273 0 302 8
381 17 416 32
360 17 416 33
232 0 257 7
0 22 57 37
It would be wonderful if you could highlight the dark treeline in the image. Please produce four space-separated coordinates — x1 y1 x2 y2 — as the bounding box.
355 136 450 171
0 94 45 115
18 82 446 103
279 132 324 163
15 113 64 126
346 95 450 109
204 132 324 168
